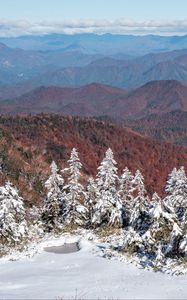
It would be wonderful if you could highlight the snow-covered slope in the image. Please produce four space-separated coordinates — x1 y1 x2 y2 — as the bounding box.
0 235 186 299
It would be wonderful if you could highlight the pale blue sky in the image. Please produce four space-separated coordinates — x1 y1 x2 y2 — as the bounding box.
0 0 187 21
0 0 187 36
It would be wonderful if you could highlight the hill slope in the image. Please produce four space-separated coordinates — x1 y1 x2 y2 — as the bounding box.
0 114 186 204
124 110 187 146
1 80 187 119
114 80 187 118
0 83 128 116
17 49 187 89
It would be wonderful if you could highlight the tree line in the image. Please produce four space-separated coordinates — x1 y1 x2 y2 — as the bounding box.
0 147 187 270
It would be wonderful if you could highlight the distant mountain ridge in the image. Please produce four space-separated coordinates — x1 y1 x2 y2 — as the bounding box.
1 40 187 92
0 83 128 116
1 33 187 54
10 48 187 90
0 80 186 120
114 80 187 118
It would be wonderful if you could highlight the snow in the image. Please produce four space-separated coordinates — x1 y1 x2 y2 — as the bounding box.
0 234 187 299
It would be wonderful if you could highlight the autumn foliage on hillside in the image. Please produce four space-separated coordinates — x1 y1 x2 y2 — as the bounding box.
0 114 186 204
124 110 187 146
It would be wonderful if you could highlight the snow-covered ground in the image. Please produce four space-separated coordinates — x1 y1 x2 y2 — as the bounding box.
0 235 187 299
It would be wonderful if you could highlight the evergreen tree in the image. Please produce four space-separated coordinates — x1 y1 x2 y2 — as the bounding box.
0 181 28 245
92 148 123 227
85 177 98 222
123 227 143 253
43 161 65 231
129 170 149 232
28 205 44 238
179 234 187 256
165 167 187 221
165 167 178 195
63 148 87 226
165 223 183 257
144 193 176 253
154 244 165 269
164 166 187 257
119 167 134 225
150 193 176 223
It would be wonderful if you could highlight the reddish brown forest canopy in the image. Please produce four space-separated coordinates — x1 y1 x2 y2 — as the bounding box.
0 114 186 204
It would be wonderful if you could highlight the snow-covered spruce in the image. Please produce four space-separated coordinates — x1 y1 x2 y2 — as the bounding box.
0 181 28 245
153 244 165 270
122 227 143 254
42 161 65 231
129 170 149 232
85 177 98 223
119 167 134 225
165 167 187 222
142 193 176 254
92 148 124 228
165 223 183 257
39 150 187 272
28 205 44 238
0 146 186 274
62 148 88 227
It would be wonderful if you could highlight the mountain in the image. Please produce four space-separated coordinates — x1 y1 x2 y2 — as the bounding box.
17 49 187 90
124 110 187 146
0 42 103 86
141 58 187 84
0 42 46 84
0 83 128 115
0 80 187 119
0 114 186 204
1 42 187 93
113 80 187 118
1 33 187 55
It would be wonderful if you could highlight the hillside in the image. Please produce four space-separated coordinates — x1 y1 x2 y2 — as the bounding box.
124 110 187 146
13 49 187 90
1 80 187 119
0 44 187 94
0 83 128 116
0 42 102 87
114 80 187 118
0 114 186 204
0 44 187 100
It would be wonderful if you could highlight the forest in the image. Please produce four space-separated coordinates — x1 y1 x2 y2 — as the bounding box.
0 147 186 273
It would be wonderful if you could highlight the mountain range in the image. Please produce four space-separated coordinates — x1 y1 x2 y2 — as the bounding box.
1 38 187 92
1 33 187 54
31 49 187 89
1 80 186 119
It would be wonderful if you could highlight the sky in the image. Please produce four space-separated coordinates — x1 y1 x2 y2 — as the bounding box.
0 0 187 36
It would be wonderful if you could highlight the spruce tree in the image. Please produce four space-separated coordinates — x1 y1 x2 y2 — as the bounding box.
0 181 28 245
179 234 187 256
144 193 176 254
165 167 187 222
123 227 143 254
85 177 98 222
165 223 183 257
154 244 165 269
43 161 65 231
63 148 87 227
119 167 134 225
129 170 149 232
92 148 123 227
